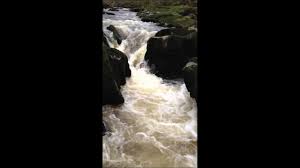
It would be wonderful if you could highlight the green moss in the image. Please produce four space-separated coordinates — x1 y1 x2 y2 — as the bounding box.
139 5 196 29
104 1 197 29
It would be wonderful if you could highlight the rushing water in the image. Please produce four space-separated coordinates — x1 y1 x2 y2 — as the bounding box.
102 8 197 168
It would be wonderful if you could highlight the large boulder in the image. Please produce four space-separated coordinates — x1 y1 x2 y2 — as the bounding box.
183 58 198 102
182 31 198 58
107 25 126 44
145 35 188 78
102 43 131 105
145 32 197 78
107 47 131 87
103 31 109 47
102 44 125 105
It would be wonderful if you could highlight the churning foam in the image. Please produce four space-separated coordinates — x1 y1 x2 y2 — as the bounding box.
102 8 197 168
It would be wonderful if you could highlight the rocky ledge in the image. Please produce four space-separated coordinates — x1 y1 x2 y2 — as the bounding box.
145 28 197 79
144 28 198 102
98 6 132 135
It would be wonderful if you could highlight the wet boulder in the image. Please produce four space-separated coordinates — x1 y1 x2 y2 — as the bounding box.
102 122 106 136
102 42 131 105
108 7 119 11
145 35 189 78
145 32 197 78
141 17 158 23
182 31 198 58
107 25 126 44
154 29 173 37
107 47 131 86
103 31 109 47
155 28 195 37
183 58 198 102
103 11 115 15
102 44 125 105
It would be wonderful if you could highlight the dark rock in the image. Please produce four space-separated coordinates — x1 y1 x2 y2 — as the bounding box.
102 122 106 136
155 28 195 37
182 32 198 58
167 24 176 28
107 48 131 86
141 18 158 23
130 8 142 12
103 11 115 15
145 32 198 78
145 36 189 78
103 31 109 47
155 29 172 36
102 44 125 105
107 25 126 44
108 7 119 11
101 41 131 105
183 60 198 102
99 4 127 105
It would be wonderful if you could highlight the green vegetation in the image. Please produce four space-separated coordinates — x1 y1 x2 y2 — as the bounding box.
103 0 198 29
138 5 197 28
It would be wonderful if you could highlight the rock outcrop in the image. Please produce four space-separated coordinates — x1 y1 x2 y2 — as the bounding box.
102 44 125 105
106 47 131 87
102 43 131 105
155 28 195 37
108 7 119 11
144 31 197 78
102 122 107 136
107 25 126 45
103 31 109 47
183 57 198 102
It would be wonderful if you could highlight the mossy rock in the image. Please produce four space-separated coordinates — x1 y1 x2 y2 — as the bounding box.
137 5 196 29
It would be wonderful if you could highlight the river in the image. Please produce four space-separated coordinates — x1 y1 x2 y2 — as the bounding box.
102 8 197 168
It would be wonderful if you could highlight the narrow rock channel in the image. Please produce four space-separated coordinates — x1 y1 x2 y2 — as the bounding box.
102 8 197 168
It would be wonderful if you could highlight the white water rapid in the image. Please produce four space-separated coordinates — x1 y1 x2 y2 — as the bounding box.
102 8 198 168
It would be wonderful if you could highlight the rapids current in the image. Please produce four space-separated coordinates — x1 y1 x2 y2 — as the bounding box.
102 8 198 168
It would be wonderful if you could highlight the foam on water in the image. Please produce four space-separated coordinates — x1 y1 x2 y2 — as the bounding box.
102 8 197 168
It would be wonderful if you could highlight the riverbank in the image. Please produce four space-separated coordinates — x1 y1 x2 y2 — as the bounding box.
103 0 197 29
